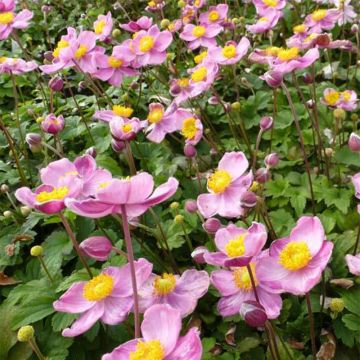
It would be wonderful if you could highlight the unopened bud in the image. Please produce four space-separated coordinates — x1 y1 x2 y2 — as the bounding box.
191 246 209 264
170 202 179 210
329 298 344 313
231 102 241 110
41 5 51 12
259 116 273 131
85 146 97 158
178 0 186 7
30 245 43 257
349 133 360 151
203 217 221 234
184 143 197 158
160 19 170 29
130 80 139 90
185 199 198 213
1 184 9 192
261 70 283 88
43 51 54 62
303 73 314 84
325 148 333 157
20 206 32 216
111 139 126 152
49 76 63 92
41 114 65 135
112 28 121 38
3 210 13 218
264 153 279 168
240 301 267 327
174 214 184 223
26 133 42 147
333 108 346 120
240 191 257 208
255 167 270 183
17 325 35 342
351 24 359 34
80 236 112 261
307 99 315 109
208 96 219 105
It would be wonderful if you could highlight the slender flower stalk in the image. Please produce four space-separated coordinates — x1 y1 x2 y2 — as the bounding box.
37 255 54 283
29 338 46 360
305 293 317 358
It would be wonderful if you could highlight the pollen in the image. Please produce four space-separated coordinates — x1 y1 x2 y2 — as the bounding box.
122 123 133 133
153 273 177 295
278 241 312 271
0 12 14 25
293 24 306 33
341 91 352 102
222 44 237 59
53 40 69 58
225 233 247 258
147 107 164 124
311 9 327 22
191 66 207 82
265 46 280 57
207 169 232 193
75 44 88 59
94 20 106 34
263 0 278 6
233 263 258 291
192 25 206 38
177 77 190 88
97 181 110 190
324 90 340 106
83 274 114 301
148 0 156 7
259 17 269 22
129 340 164 360
194 50 207 64
208 10 220 22
181 117 197 139
139 35 155 52
112 105 133 118
35 186 69 203
277 47 299 62
108 56 123 68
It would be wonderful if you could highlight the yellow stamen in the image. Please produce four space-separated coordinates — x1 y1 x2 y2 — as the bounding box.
129 340 164 360
94 20 106 35
122 124 133 133
263 0 278 6
0 12 14 25
324 91 340 106
233 263 258 291
35 186 69 203
83 274 114 301
207 170 232 193
225 233 247 258
177 77 190 88
194 50 207 64
75 44 88 59
222 44 237 59
342 91 352 102
293 24 306 33
108 56 123 68
191 66 207 82
97 181 110 190
278 241 312 271
53 40 69 58
181 117 197 139
259 17 268 22
112 105 134 118
147 107 164 124
139 35 155 52
277 47 299 62
265 46 280 56
148 0 156 7
311 9 327 22
208 10 220 22
153 273 177 295
192 25 206 38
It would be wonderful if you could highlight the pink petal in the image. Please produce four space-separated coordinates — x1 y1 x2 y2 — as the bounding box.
102 339 139 360
168 328 202 360
210 269 239 296
101 296 132 325
175 270 209 298
65 198 117 218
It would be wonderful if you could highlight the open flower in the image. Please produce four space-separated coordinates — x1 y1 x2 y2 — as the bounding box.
180 23 222 50
41 113 65 135
197 152 253 218
204 222 267 267
321 88 341 108
94 104 134 123
252 0 286 16
138 269 209 317
53 259 152 337
0 4 33 40
333 0 356 25
102 304 202 360
93 12 112 41
120 16 153 32
304 8 339 32
209 37 250 65
345 254 360 276
337 90 358 111
256 216 333 295
211 254 282 319
109 117 143 141
0 57 37 74
246 9 282 34
178 111 203 145
198 4 228 25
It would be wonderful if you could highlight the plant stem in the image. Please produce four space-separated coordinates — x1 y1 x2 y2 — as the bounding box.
305 293 317 359
59 213 92 278
38 255 54 283
353 221 360 255
29 338 46 360
120 205 140 338
247 264 259 302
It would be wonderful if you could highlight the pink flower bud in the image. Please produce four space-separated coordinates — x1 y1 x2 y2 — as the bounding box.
41 5 51 12
184 143 197 158
111 139 126 152
302 73 314 84
351 25 358 34
240 191 257 208
191 246 209 264
240 300 268 327
315 34 331 47
80 236 112 261
306 99 315 109
208 96 220 105
0 3 5 11
170 83 181 96
49 76 63 92
185 199 198 213
41 113 65 135
203 218 221 234
259 116 273 131
255 167 270 183
26 133 42 147
85 146 97 158
349 133 360 151
43 51 54 62
264 153 279 168
261 70 283 88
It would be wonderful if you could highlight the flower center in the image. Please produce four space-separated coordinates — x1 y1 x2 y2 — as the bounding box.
0 12 14 25
148 0 156 7
94 20 106 34
108 56 123 68
191 66 207 82
342 91 351 102
83 274 114 301
225 233 247 257
222 45 237 59
112 105 133 118
35 186 69 203
277 47 299 62
324 91 340 106
278 241 312 271
192 25 206 38
181 117 197 139
259 17 268 22
147 107 164 124
122 123 133 133
265 46 280 56
129 340 164 360
177 77 190 88
139 35 155 52
293 24 306 33
263 0 278 6
0 56 7 63
75 44 88 59
97 181 110 190
233 263 258 291
53 40 69 58
194 50 207 64
208 10 220 22
312 9 327 22
207 170 232 193
153 273 177 295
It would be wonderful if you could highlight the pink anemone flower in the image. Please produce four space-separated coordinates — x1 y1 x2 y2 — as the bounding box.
131 25 172 67
94 104 135 123
0 0 15 12
209 37 250 65
178 110 203 145
53 259 152 337
93 12 112 41
345 254 360 276
204 222 267 267
180 23 222 50
337 90 358 111
321 88 341 108
0 4 33 40
109 117 143 141
256 216 333 295
102 304 202 360
138 269 209 317
198 4 228 25
211 253 283 319
246 9 282 34
40 113 65 135
333 0 356 25
92 43 138 87
120 16 153 32
197 152 253 218
252 0 286 16
304 8 339 32
65 172 179 219
0 57 37 74
169 77 197 105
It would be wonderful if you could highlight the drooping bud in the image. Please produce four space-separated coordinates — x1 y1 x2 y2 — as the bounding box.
17 325 35 342
261 70 283 88
349 133 360 151
185 199 198 213
302 73 314 84
255 167 270 183
191 246 209 264
240 191 257 208
85 146 97 158
184 143 197 158
259 116 273 131
43 51 54 62
20 206 32 216
111 139 126 152
79 236 112 261
30 245 43 257
0 184 9 193
41 113 65 135
48 76 63 92
203 217 221 234
264 153 279 168
208 96 220 105
240 300 268 327
26 133 42 147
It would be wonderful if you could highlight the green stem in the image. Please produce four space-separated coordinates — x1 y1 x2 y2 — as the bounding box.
38 255 54 283
305 293 317 358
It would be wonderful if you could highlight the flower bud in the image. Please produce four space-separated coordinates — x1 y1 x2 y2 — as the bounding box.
325 148 333 157
208 96 219 105
184 143 197 158
170 202 179 210
191 246 209 264
112 28 121 38
41 113 65 135
302 73 314 84
80 236 112 261
17 325 35 342
121 93 129 102
5 244 15 256
20 206 32 216
351 114 359 122
315 34 331 47
3 210 13 218
78 81 86 90
85 146 97 158
203 217 221 234
255 167 270 183
49 76 63 92
111 139 126 152
185 199 198 213
30 245 43 257
160 19 170 29
306 99 315 109
178 0 186 7
26 133 42 152
240 300 268 327
41 5 51 12
259 116 273 131
264 153 279 168
261 70 283 88
240 191 257 208
36 116 44 124
174 214 184 223
130 80 139 90
351 24 359 34
333 108 346 120
1 184 9 193
349 133 360 151
231 102 241 111
329 298 344 313
43 51 54 62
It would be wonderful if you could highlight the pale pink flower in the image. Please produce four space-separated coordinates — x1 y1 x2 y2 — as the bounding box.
180 23 222 50
209 37 250 65
120 16 153 32
199 4 228 25
93 12 112 41
246 9 282 34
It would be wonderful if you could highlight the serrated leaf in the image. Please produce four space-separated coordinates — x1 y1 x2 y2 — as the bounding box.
290 195 306 216
51 312 77 332
342 314 360 332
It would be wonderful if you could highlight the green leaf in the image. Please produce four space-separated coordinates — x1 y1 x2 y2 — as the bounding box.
342 314 360 332
51 312 77 332
338 287 360 315
237 336 261 354
333 317 355 347
290 195 306 216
